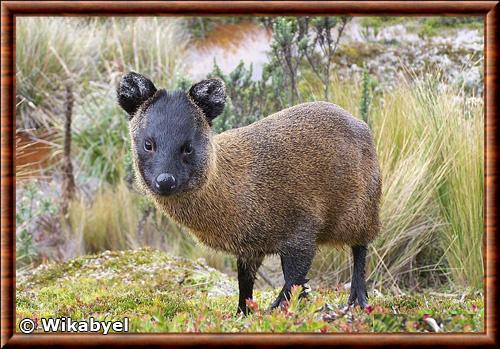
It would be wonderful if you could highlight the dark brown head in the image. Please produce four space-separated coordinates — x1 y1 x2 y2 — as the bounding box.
117 72 226 197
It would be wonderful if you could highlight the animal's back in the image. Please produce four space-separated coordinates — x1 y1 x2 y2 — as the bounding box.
215 101 381 248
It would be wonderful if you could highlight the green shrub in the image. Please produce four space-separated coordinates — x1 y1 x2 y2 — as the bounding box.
71 85 129 185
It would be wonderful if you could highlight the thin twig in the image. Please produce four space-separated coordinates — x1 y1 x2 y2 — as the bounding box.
257 269 276 288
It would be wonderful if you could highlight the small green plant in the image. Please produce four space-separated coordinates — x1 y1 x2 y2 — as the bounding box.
16 182 59 268
15 16 484 294
268 17 307 105
359 67 370 124
358 66 377 126
16 248 484 333
208 60 269 132
16 229 37 268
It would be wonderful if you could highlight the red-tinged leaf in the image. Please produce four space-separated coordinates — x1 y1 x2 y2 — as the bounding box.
245 298 259 312
280 300 289 312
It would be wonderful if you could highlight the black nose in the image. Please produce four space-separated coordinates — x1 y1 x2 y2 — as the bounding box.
155 173 176 195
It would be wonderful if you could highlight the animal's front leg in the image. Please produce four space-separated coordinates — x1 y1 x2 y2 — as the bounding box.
270 240 316 309
237 255 264 315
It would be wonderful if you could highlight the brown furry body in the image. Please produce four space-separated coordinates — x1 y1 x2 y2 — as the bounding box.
144 101 381 258
119 73 380 312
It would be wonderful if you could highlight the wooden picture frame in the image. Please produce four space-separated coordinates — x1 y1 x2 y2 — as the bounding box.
1 1 498 347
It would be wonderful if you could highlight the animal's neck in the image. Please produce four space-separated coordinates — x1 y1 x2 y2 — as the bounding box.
155 141 233 236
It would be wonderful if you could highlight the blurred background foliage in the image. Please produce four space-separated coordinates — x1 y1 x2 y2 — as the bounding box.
15 16 483 293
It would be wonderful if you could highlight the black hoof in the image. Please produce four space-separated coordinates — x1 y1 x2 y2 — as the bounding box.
348 289 368 309
270 294 287 309
270 284 310 309
237 305 250 316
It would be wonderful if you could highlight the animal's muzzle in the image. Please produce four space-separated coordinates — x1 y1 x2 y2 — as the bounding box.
155 173 177 195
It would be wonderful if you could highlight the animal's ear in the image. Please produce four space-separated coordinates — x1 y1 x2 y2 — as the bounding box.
188 78 226 123
117 72 157 118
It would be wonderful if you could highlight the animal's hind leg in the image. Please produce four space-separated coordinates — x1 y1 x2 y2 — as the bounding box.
348 245 368 308
270 241 316 309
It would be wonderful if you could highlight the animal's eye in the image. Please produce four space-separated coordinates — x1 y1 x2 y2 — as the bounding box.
182 143 193 155
144 139 154 152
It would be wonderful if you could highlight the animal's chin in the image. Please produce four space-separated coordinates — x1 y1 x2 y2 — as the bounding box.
149 186 182 198
148 182 193 198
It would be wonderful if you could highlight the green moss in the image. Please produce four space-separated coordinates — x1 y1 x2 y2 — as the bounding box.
360 16 407 30
360 16 483 36
17 249 483 333
417 17 483 37
16 248 235 329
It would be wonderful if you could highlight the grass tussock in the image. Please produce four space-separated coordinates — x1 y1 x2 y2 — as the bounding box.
65 181 235 273
16 17 187 129
68 182 139 254
309 74 483 291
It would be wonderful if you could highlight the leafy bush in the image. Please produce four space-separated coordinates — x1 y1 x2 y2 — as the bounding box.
267 17 306 105
299 16 350 100
71 84 129 185
208 61 270 133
